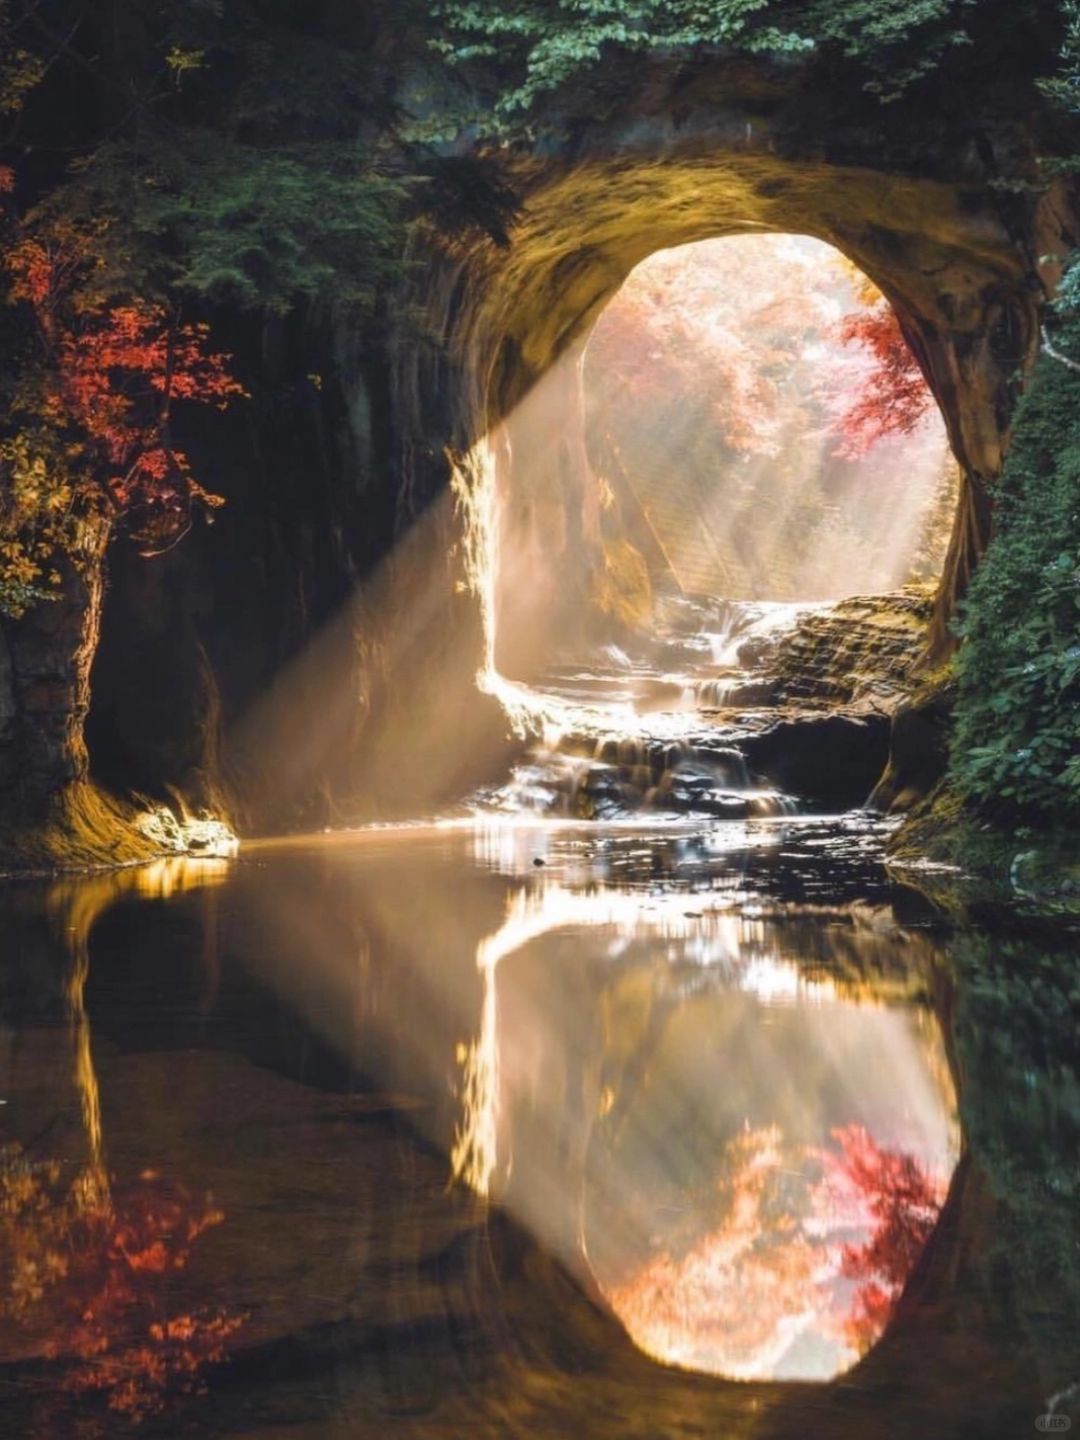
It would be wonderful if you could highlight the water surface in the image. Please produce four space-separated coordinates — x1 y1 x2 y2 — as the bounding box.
0 817 1076 1437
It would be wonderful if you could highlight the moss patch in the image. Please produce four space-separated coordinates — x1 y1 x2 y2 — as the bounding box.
890 781 1080 915
0 782 166 877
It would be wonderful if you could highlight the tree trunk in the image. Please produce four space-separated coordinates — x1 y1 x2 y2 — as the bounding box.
0 514 111 825
925 470 995 662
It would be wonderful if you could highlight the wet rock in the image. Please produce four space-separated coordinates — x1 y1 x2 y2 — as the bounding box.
736 632 781 669
767 589 932 710
650 771 752 818
616 738 649 768
869 684 955 812
573 765 628 818
698 677 779 709
687 746 751 789
631 678 687 712
742 713 891 810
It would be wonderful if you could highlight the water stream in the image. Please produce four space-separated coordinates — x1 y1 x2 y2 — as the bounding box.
473 596 807 820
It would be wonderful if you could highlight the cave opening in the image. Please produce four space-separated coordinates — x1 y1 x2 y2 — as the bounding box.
583 235 954 608
472 234 955 759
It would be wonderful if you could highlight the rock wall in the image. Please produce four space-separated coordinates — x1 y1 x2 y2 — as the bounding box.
85 305 386 828
769 589 934 710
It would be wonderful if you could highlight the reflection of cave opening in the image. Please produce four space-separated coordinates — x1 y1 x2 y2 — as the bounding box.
475 888 961 1383
489 234 955 691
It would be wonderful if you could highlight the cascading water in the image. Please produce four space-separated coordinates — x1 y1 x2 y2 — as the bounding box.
453 438 822 821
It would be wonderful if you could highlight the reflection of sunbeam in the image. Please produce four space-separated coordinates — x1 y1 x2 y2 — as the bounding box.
451 940 499 1197
66 936 107 1205
451 883 667 1193
46 859 233 1207
451 880 870 1198
450 882 715 1197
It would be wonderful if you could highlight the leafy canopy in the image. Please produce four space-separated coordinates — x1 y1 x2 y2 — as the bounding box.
431 0 809 119
0 0 414 615
47 138 407 317
429 0 988 125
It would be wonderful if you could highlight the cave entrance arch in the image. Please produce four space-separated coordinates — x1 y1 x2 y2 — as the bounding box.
480 232 957 697
411 81 1066 699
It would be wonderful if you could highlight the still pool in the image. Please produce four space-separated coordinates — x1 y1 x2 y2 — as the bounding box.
0 816 1076 1437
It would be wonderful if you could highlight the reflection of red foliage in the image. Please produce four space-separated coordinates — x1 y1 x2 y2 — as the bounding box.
822 1125 946 1354
38 1169 243 1419
832 303 934 458
605 1127 824 1379
65 1311 244 1421
601 1121 951 1380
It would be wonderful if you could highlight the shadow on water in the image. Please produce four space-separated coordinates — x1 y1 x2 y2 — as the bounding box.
0 819 1076 1437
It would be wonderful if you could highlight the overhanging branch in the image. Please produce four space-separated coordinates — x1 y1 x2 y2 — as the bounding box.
1041 324 1080 374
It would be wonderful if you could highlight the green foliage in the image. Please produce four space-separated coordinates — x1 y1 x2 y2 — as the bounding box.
431 0 808 123
1057 252 1080 312
950 319 1080 820
43 138 407 316
428 0 998 127
1038 0 1080 110
0 0 416 316
160 1 404 139
0 433 73 618
0 0 44 114
792 0 975 101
